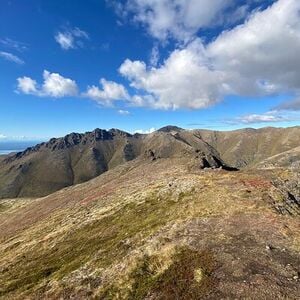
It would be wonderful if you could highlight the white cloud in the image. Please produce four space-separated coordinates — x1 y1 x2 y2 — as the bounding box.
55 27 89 50
84 78 129 105
207 0 300 96
134 127 156 134
0 51 24 64
42 70 78 97
119 59 146 80
55 32 74 50
119 39 225 109
17 71 128 105
17 70 78 98
0 134 7 139
118 0 232 42
237 113 286 124
118 109 130 115
118 0 300 110
150 45 159 66
17 77 38 94
15 0 300 113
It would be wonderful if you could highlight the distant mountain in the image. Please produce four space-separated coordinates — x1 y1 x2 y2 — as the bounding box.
195 126 300 168
0 126 299 198
157 125 184 132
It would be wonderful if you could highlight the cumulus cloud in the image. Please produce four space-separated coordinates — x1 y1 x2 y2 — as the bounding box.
119 39 226 109
16 71 129 105
17 70 78 97
84 79 130 105
55 27 89 50
117 0 300 110
0 51 24 64
17 77 38 94
15 0 300 113
0 134 7 139
134 127 156 134
42 71 78 97
115 0 233 42
207 0 300 96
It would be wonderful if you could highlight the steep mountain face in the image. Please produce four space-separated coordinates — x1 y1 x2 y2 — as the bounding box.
0 158 299 299
0 126 299 199
0 129 145 198
196 126 300 168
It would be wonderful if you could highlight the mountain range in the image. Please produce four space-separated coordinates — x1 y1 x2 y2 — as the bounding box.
0 126 299 299
0 126 299 199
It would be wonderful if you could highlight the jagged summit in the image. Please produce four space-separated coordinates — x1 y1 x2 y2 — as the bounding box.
0 126 299 199
4 128 133 162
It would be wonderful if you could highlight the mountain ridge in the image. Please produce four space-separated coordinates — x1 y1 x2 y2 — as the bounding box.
0 125 299 199
0 156 299 299
0 126 299 298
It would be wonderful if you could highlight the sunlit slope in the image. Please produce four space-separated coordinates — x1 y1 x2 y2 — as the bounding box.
0 158 299 299
196 126 300 168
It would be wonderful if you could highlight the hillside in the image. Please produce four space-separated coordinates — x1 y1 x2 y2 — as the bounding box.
0 127 230 199
0 126 299 199
195 126 300 168
0 156 299 299
256 146 300 169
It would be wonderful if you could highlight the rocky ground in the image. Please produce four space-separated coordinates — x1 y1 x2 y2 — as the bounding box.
0 157 299 299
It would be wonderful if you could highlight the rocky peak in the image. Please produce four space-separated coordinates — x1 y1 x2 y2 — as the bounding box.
157 125 183 133
109 128 132 138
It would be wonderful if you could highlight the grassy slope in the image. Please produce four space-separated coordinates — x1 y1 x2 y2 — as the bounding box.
197 126 300 168
0 158 299 299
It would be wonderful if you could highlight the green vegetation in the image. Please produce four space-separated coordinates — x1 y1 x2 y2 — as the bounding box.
100 247 217 300
0 191 191 297
0 156 299 299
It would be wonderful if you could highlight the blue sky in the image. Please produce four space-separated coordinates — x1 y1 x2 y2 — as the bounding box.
1 0 300 141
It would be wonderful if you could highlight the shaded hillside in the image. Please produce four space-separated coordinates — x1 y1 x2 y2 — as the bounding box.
0 129 142 198
0 127 229 199
0 158 299 299
0 126 299 199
